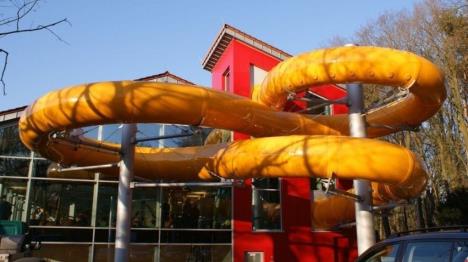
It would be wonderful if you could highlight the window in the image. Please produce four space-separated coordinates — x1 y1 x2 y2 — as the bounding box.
29 181 94 226
362 243 400 262
452 241 468 262
252 178 281 231
250 65 267 87
303 92 331 115
402 241 452 262
0 122 30 157
0 158 30 177
223 68 231 93
245 251 264 262
162 186 231 229
0 179 28 221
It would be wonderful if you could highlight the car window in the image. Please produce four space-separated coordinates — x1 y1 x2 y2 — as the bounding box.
402 241 452 262
452 241 468 262
362 244 400 262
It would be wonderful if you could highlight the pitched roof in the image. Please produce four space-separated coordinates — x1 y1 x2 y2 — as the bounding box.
202 24 292 72
135 71 195 85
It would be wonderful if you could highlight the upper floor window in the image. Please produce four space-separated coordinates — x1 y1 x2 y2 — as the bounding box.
223 68 231 93
250 65 267 88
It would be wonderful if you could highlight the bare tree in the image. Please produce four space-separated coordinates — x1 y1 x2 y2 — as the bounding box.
328 0 467 236
0 0 69 95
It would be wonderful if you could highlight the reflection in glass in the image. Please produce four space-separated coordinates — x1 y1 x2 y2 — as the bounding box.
29 181 93 226
132 187 159 228
101 124 123 144
97 185 161 228
160 230 231 244
159 245 231 262
32 160 51 177
96 184 117 227
0 158 30 177
365 244 399 262
452 241 468 262
31 244 91 262
0 123 30 156
310 178 332 230
252 178 281 231
0 179 27 221
402 241 451 262
94 245 156 262
162 187 231 229
29 228 93 242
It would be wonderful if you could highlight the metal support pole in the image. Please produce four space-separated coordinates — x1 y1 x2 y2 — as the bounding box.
347 83 376 254
114 123 137 262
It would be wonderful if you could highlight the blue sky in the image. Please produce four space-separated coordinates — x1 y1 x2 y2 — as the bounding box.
0 0 418 111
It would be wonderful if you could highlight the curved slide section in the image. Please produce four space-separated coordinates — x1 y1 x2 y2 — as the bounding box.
18 46 445 229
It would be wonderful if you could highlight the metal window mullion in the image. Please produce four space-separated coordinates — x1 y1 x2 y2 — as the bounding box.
89 174 100 262
22 151 34 222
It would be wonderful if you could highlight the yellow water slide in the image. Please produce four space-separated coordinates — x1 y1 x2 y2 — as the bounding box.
18 46 445 229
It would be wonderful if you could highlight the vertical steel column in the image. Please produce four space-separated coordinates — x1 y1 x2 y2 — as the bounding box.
114 123 137 262
347 83 376 254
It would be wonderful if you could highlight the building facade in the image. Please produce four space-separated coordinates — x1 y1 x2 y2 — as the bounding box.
0 25 357 261
0 72 231 262
203 24 356 262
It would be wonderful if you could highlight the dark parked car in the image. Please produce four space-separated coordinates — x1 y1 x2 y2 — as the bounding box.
357 227 468 262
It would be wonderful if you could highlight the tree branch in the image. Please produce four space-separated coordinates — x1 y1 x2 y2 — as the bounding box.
0 0 39 27
0 18 68 37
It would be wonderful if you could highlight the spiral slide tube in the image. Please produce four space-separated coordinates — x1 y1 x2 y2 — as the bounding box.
18 46 445 229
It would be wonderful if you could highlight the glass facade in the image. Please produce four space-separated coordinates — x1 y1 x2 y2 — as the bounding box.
0 118 232 261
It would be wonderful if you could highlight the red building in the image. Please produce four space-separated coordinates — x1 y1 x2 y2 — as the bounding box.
202 24 357 262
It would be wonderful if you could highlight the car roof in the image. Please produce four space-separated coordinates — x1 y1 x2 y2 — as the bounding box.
357 230 468 261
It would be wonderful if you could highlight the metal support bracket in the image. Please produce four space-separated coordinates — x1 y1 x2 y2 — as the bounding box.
130 181 233 188
367 123 420 132
322 177 362 202
372 200 408 212
52 163 120 173
133 131 197 144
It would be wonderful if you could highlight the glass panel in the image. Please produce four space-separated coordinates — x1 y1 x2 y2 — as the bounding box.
402 241 452 262
32 159 50 177
29 181 93 226
0 123 30 156
252 189 281 230
96 184 117 227
162 186 231 229
0 179 28 221
95 228 158 243
452 241 468 262
252 178 279 189
29 228 93 242
136 123 163 148
160 230 231 244
31 244 90 262
252 178 281 231
94 245 156 262
311 178 332 230
101 124 123 143
304 92 330 115
245 252 264 262
132 187 159 228
0 157 30 177
363 244 399 262
97 184 160 228
159 245 232 262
